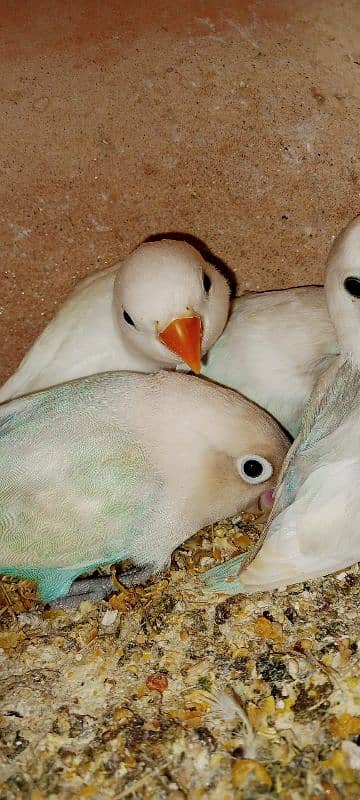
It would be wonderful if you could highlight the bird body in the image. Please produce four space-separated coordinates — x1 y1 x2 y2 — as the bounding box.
0 370 288 602
0 265 129 399
0 240 230 401
203 214 360 596
203 286 339 437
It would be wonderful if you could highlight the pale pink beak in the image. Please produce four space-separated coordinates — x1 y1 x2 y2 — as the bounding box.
259 489 275 511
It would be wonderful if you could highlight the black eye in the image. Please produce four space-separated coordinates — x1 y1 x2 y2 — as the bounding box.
243 459 263 478
236 455 273 484
123 309 136 327
202 272 212 293
344 277 360 298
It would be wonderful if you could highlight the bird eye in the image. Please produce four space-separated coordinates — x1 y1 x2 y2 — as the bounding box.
202 272 212 293
344 276 360 298
236 455 273 484
123 309 136 327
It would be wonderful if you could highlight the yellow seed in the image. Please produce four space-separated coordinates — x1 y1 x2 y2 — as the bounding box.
124 756 137 768
318 749 355 783
232 647 249 657
113 707 133 723
329 713 360 739
247 696 275 731
253 617 282 642
232 759 272 788
232 533 252 548
300 638 313 651
263 696 276 714
43 609 64 619
347 676 358 689
0 630 24 651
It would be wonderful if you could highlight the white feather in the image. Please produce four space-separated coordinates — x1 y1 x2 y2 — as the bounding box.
0 240 230 401
203 286 339 437
204 214 360 595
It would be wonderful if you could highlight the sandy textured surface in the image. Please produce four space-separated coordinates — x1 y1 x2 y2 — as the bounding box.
1 0 360 383
1 3 360 798
1 515 360 800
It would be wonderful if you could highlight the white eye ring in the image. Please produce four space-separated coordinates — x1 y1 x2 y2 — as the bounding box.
236 454 273 484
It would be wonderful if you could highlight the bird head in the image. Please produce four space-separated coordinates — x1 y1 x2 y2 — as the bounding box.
152 374 290 526
325 214 360 364
113 240 230 372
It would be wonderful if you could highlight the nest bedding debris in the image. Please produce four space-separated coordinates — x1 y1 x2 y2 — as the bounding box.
1 513 360 799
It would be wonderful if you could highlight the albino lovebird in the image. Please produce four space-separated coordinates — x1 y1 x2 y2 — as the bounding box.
203 215 360 596
0 239 230 402
0 370 289 604
202 265 342 438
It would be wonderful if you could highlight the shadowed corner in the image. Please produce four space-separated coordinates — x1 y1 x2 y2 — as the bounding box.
143 230 238 299
201 552 249 596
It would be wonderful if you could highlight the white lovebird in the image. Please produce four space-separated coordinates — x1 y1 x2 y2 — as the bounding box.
202 261 346 438
0 239 230 402
0 370 289 605
203 215 360 596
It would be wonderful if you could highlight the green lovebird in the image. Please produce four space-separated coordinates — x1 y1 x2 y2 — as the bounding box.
0 370 288 604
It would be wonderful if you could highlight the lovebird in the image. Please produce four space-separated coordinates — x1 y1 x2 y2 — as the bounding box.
202 244 350 437
0 239 230 402
203 215 360 596
0 370 289 604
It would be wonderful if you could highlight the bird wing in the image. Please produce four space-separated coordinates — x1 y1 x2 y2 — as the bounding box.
0 375 164 573
203 458 360 595
202 287 339 437
203 357 360 595
229 459 360 593
0 265 119 401
268 357 360 516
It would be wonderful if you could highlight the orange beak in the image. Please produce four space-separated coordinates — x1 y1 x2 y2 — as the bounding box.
158 315 202 373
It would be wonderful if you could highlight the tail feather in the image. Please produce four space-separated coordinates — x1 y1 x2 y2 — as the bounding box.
201 553 249 595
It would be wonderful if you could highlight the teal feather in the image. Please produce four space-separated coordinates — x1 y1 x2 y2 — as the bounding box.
0 566 85 603
201 553 248 595
0 374 163 601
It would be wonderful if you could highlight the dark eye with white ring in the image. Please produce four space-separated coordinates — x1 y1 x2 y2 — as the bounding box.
344 277 360 298
202 272 212 293
236 455 273 484
123 309 136 327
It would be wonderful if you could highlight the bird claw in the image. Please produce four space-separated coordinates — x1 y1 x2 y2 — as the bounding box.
48 563 158 608
118 562 156 587
49 576 114 609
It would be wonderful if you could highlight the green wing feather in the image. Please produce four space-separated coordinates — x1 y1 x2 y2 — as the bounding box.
0 375 163 601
